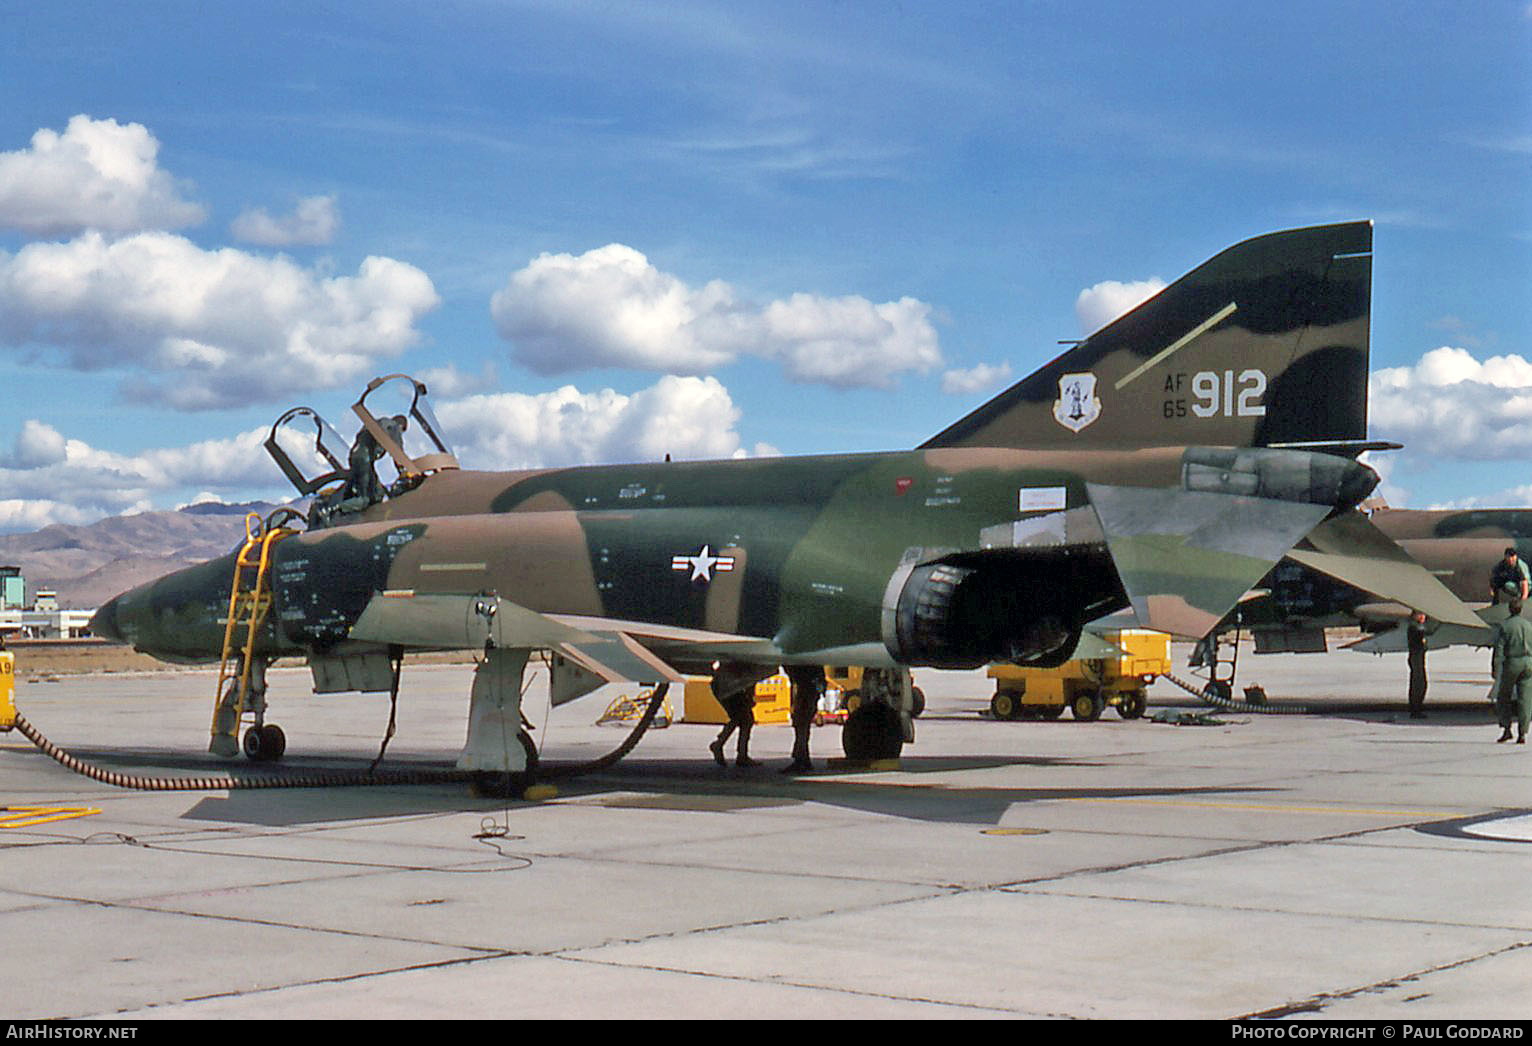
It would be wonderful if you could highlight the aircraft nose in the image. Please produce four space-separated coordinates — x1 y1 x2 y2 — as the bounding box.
88 595 122 642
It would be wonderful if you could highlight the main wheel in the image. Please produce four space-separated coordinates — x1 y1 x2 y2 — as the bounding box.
1117 690 1148 720
1070 689 1105 722
1203 680 1233 703
842 703 904 761
471 731 540 798
990 691 1022 720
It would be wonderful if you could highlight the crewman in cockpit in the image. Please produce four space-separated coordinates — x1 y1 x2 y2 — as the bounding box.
344 429 385 506
343 414 409 507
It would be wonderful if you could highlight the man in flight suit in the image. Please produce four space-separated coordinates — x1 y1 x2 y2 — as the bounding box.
709 662 764 768
1407 611 1431 720
1492 599 1532 744
1491 548 1530 605
782 665 826 774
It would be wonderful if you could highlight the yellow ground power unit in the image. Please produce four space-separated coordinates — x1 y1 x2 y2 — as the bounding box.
987 629 1170 722
0 650 15 731
681 674 793 725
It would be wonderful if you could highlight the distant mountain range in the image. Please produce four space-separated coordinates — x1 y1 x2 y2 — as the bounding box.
0 502 285 610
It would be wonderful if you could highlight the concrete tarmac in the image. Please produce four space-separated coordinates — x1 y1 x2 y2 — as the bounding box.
2 644 1529 1020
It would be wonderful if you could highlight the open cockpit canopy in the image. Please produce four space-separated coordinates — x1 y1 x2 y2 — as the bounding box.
352 373 458 480
263 374 459 526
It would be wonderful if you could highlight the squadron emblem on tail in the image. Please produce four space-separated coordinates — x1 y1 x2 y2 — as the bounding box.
1053 372 1101 432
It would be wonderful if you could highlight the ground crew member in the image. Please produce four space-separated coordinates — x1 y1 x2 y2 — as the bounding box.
708 663 761 768
1492 599 1532 744
783 664 826 774
1407 611 1430 719
1490 547 1530 604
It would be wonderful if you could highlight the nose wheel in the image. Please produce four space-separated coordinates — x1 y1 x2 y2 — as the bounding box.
242 723 287 762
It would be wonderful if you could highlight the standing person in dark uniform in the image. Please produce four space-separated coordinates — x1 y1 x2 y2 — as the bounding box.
1407 611 1430 719
782 664 826 774
708 663 761 768
1492 599 1532 744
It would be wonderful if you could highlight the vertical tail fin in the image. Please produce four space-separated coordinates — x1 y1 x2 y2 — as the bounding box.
923 221 1372 451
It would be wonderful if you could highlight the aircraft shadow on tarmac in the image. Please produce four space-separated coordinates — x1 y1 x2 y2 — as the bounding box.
141 753 1285 828
7 739 1282 828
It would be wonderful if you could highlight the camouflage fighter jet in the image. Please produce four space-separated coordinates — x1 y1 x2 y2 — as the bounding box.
87 220 1478 777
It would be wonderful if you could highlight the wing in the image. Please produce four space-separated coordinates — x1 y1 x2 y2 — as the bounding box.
345 592 692 684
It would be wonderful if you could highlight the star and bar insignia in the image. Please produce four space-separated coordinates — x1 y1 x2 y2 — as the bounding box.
671 545 736 582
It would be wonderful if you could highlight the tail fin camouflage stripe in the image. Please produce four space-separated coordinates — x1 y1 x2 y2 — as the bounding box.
923 221 1372 451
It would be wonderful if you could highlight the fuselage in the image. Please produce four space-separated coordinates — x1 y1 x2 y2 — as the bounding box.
1371 508 1532 606
90 443 1374 669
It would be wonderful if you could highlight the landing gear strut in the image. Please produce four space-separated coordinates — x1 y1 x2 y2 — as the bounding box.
211 661 285 761
459 647 538 792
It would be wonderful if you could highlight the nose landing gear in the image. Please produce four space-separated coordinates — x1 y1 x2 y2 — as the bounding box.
242 723 287 763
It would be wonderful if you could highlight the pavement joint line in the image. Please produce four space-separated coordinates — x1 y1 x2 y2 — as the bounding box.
162 949 545 1013
1056 796 1463 818
22 890 515 956
998 886 1532 935
1238 937 1532 1019
987 812 1505 897
543 952 1049 1017
128 944 1048 1020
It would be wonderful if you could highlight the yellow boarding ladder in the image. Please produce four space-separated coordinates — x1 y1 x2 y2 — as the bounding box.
210 512 296 753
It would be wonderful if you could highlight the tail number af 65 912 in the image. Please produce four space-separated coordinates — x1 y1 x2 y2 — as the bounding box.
1191 369 1266 418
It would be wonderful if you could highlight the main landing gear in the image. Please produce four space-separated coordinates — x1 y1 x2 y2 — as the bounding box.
459 647 540 795
840 667 915 762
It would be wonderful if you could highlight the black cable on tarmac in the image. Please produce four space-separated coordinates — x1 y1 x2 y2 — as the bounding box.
4 683 670 792
1161 671 1311 715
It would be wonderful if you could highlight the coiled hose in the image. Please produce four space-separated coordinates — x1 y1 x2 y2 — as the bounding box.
5 683 669 792
1161 671 1311 715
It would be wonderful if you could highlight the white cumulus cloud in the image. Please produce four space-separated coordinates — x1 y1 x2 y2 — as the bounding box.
231 194 341 247
9 419 69 469
438 375 751 470
416 361 500 399
1075 278 1167 336
0 422 284 533
0 230 440 409
941 361 1013 396
1371 346 1532 460
490 244 941 388
0 115 205 237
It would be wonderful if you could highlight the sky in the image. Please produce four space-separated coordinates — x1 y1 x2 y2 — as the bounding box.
0 0 1528 532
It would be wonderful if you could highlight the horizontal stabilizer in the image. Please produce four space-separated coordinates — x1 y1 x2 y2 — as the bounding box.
1089 483 1328 638
1286 512 1486 629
